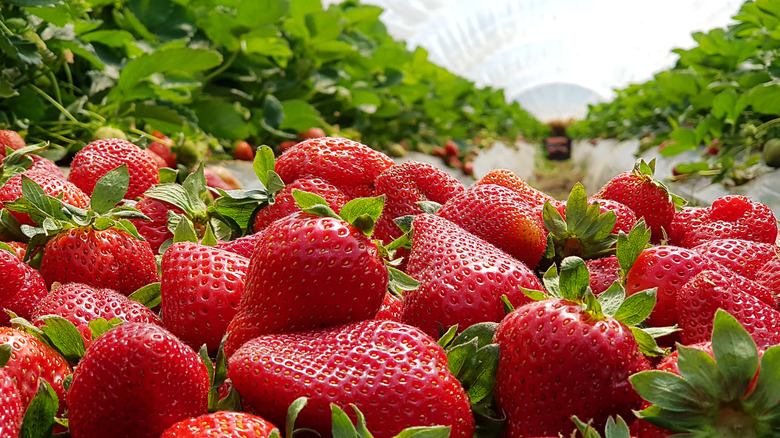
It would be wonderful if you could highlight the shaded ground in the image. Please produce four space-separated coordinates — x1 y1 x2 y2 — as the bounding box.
530 159 584 200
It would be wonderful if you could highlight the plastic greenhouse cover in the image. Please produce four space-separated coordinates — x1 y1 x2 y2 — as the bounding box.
325 0 745 122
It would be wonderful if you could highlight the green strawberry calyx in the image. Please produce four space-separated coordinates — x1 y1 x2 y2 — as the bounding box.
571 415 632 438
630 309 780 437
521 256 671 356
542 182 618 263
1 165 149 266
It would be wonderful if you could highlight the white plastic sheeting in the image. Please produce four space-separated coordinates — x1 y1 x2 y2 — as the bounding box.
325 0 745 122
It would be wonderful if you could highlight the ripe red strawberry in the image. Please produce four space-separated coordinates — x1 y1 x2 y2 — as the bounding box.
204 167 236 191
402 214 542 338
279 140 297 153
28 154 65 178
228 320 474 438
474 168 554 209
252 177 348 232
233 140 255 161
130 196 185 253
223 210 388 356
149 131 177 168
0 367 23 437
444 140 459 156
215 232 262 259
667 206 706 245
0 130 25 158
593 159 682 242
0 327 71 414
68 138 159 200
299 127 326 140
693 238 777 280
671 196 777 247
586 255 621 295
274 137 395 199
437 184 547 269
67 323 210 438
161 242 249 354
756 255 780 294
0 170 90 226
1 241 26 259
0 248 48 326
145 148 169 169
30 283 161 339
374 293 403 322
677 269 780 348
373 161 465 245
40 227 159 296
493 258 652 437
160 411 278 437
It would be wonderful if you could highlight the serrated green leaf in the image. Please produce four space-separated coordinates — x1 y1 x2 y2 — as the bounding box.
629 370 706 412
253 146 276 188
542 201 568 236
711 310 759 400
630 327 668 357
88 318 122 341
90 165 130 214
597 282 626 318
559 256 589 302
613 288 656 326
38 316 85 363
463 344 499 403
20 380 58 438
340 196 385 225
267 171 285 195
19 177 66 221
616 219 651 274
127 282 161 309
114 47 222 97
446 338 477 378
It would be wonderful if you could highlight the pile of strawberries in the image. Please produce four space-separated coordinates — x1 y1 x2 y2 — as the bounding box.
0 133 779 438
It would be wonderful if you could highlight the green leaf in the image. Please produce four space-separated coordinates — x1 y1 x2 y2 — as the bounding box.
159 168 179 184
604 416 631 438
199 344 215 387
448 322 499 351
113 48 222 97
750 83 780 114
633 404 702 432
286 397 309 438
616 219 651 274
564 183 589 229
20 380 58 438
173 216 199 243
201 224 218 247
90 165 130 214
463 344 499 403
263 95 285 130
559 256 589 302
416 201 441 215
38 316 86 363
19 176 65 221
331 404 359 437
746 345 780 414
253 146 276 188
127 282 161 309
445 338 477 378
675 344 726 404
237 0 290 26
711 309 759 400
597 282 626 318
630 327 668 357
293 189 340 219
612 288 657 326
387 266 420 296
629 370 707 412
0 343 11 367
88 318 122 341
215 384 243 412
542 201 568 236
340 195 385 236
392 426 451 438
437 325 459 348
279 100 322 132
520 287 548 302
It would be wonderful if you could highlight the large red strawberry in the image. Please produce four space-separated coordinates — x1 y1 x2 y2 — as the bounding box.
67 323 210 438
437 184 547 269
586 255 621 295
161 242 249 354
160 411 277 437
670 196 777 248
274 137 395 199
473 168 553 208
223 201 389 356
0 248 48 326
0 327 71 414
68 138 159 200
493 257 653 437
0 170 90 226
228 320 474 438
402 214 542 338
0 365 23 437
693 238 777 280
253 177 348 232
0 130 25 158
373 161 465 244
593 159 683 242
756 255 780 294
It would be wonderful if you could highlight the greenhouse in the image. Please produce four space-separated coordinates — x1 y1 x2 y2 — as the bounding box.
1 0 779 437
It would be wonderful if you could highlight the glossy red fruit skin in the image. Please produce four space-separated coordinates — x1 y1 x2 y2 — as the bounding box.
161 242 249 354
28 155 65 179
586 255 621 295
0 327 71 414
667 206 707 246
374 293 403 322
373 161 465 245
223 212 388 356
67 323 210 438
0 130 25 159
0 370 23 437
299 127 326 140
494 300 650 437
233 140 255 161
215 233 263 259
275 137 395 199
474 168 554 209
31 283 161 340
677 270 780 349
252 177 348 233
160 411 278 438
0 248 48 326
67 138 159 200
39 227 159 296
130 197 185 253
674 196 778 248
402 214 542 338
149 131 177 168
593 170 675 242
693 238 777 280
0 170 90 226
756 256 780 295
228 320 474 438
438 184 547 269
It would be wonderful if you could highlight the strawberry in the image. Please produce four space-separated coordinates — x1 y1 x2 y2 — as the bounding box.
30 283 161 339
402 214 542 338
67 323 210 438
149 130 177 168
0 170 90 226
756 255 780 294
444 140 459 156
67 138 159 200
299 127 326 140
274 137 395 199
223 194 389 356
204 167 237 191
374 293 403 322
160 411 277 437
130 196 185 253
28 154 65 179
279 140 297 153
666 206 706 245
0 327 71 414
670 195 778 248
145 148 169 169
693 238 778 280
373 160 465 245
161 242 249 354
586 255 621 295
493 257 654 437
437 184 547 269
252 177 348 232
593 159 684 242
677 269 780 348
1 241 26 259
233 140 255 161
215 232 262 259
0 130 25 159
0 364 23 437
0 248 48 326
473 168 554 209
228 320 474 437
